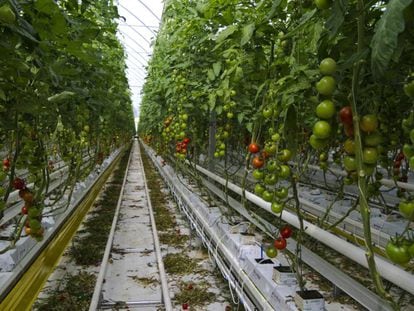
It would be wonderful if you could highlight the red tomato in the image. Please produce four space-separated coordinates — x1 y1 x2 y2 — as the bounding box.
274 237 287 250
21 206 28 215
252 156 264 168
339 106 353 125
248 143 260 153
280 226 293 239
13 177 26 190
344 124 354 137
183 138 191 144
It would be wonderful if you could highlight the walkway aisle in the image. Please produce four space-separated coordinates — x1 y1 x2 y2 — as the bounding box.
100 141 164 309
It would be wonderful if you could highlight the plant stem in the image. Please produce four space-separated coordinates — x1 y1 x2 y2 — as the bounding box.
352 0 397 308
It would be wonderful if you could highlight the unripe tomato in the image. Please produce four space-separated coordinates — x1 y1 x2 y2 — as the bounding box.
313 120 331 139
271 133 281 142
319 58 336 75
262 107 273 119
385 241 411 265
266 160 278 172
309 134 328 149
339 106 353 125
252 169 264 180
314 0 330 9
343 139 355 154
363 147 378 164
404 81 414 97
343 156 357 171
275 187 289 199
316 76 335 96
266 247 278 258
278 165 291 178
398 200 414 220
262 190 274 202
254 183 265 195
364 132 382 147
360 114 379 133
248 143 260 153
278 149 292 162
316 100 335 119
0 4 16 24
271 201 284 213
264 174 278 185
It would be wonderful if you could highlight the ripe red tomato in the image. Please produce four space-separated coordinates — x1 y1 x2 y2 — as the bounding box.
274 237 287 250
21 206 28 215
339 106 353 125
13 177 26 190
248 143 260 154
360 114 378 133
2 158 10 167
344 125 354 137
183 137 191 144
252 156 264 168
385 241 411 265
280 225 293 239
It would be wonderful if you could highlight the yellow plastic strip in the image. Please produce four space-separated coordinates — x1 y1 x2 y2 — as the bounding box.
0 150 124 310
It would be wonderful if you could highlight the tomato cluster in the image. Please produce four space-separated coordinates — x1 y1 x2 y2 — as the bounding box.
266 226 293 258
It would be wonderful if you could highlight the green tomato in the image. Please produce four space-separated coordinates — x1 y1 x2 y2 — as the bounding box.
278 149 292 162
271 133 281 142
404 81 414 98
264 174 278 185
309 134 328 150
227 112 234 119
266 247 278 258
0 5 16 24
319 58 336 75
262 107 273 119
385 241 411 265
343 156 357 172
271 201 284 213
402 144 414 158
363 147 378 165
364 131 382 147
262 190 274 202
313 120 332 139
252 169 264 180
360 114 379 133
316 100 335 119
398 200 414 221
316 76 335 96
275 187 289 199
264 143 277 155
266 160 278 172
278 165 291 179
254 184 265 195
314 0 330 10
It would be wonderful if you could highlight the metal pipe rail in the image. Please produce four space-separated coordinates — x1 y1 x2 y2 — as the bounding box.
193 163 414 296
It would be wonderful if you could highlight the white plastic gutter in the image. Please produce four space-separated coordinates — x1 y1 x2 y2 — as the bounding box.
194 164 414 296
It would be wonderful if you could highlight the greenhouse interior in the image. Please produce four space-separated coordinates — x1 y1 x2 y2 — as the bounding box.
0 0 413 310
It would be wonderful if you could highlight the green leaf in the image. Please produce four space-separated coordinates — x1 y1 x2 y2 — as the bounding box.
325 0 349 40
48 91 75 103
283 105 298 156
371 0 413 79
241 23 255 46
0 89 6 101
237 113 244 124
213 62 221 76
216 25 238 43
207 69 215 81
